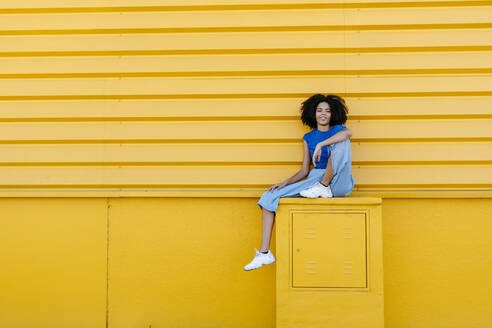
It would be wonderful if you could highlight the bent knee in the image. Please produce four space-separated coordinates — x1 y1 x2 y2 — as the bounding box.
330 138 350 150
331 184 354 197
260 190 276 201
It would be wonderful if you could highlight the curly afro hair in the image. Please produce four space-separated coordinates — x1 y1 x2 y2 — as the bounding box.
300 94 348 129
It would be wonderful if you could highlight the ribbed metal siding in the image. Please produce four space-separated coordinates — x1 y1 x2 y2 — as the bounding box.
0 1 491 191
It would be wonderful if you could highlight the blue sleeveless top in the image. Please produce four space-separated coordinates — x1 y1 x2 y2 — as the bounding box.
302 125 346 169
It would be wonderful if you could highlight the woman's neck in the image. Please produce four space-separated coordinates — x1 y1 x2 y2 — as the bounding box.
317 125 331 132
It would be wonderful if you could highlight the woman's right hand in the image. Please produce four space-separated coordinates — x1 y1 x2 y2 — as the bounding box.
268 181 288 192
312 143 323 167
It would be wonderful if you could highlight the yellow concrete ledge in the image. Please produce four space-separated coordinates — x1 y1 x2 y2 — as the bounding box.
0 190 490 198
279 196 382 205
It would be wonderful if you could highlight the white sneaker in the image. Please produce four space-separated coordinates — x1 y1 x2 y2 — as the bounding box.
300 182 333 198
243 248 276 271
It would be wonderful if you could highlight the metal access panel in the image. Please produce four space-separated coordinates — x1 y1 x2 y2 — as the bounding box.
292 212 367 288
277 198 384 328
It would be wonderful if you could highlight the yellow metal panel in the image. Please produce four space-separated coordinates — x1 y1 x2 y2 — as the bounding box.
0 99 308 119
2 52 492 75
277 198 383 327
1 76 492 97
0 197 487 327
1 97 492 119
281 197 382 205
346 96 492 117
0 0 474 8
2 29 492 52
0 120 490 142
382 198 492 328
108 197 275 328
0 1 488 193
0 143 307 164
0 54 337 74
344 51 492 70
292 212 367 288
0 142 490 164
352 165 492 189
351 142 492 163
0 198 107 327
0 32 346 52
0 120 307 141
1 7 491 31
0 1 491 326
343 28 492 48
0 11 349 30
0 190 490 198
0 165 490 190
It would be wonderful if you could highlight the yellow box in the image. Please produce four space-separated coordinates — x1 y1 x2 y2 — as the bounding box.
276 197 384 328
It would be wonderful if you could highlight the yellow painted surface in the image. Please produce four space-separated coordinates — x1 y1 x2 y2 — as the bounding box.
276 198 383 327
1 197 490 327
382 198 492 328
291 212 367 288
107 197 276 328
0 1 491 327
0 198 107 328
0 1 490 192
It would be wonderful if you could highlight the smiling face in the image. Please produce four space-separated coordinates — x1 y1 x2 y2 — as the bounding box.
315 101 331 127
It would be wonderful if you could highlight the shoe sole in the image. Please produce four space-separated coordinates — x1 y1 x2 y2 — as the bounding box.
300 192 317 198
301 192 332 198
244 259 276 271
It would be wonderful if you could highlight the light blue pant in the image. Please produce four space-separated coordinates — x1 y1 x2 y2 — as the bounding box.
257 138 355 213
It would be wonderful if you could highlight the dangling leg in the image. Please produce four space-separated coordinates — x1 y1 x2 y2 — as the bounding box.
244 206 278 270
245 170 327 270
255 170 324 251
259 208 275 252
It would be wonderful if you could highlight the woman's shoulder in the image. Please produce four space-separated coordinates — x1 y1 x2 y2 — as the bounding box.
331 124 346 129
330 124 347 133
302 129 316 141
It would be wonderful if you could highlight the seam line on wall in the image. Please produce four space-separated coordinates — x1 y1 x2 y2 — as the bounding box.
2 47 492 57
1 1 491 14
2 23 492 35
106 199 110 328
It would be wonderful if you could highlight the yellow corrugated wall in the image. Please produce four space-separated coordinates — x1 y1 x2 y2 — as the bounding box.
1 2 492 328
0 0 491 191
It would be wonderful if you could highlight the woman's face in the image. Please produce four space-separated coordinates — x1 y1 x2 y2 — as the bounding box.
315 101 331 127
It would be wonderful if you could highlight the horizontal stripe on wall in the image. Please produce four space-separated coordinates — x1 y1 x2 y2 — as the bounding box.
1 98 491 120
0 120 490 141
0 166 489 190
0 142 489 164
1 7 491 31
0 1 490 11
1 30 492 53
0 76 492 97
1 52 492 74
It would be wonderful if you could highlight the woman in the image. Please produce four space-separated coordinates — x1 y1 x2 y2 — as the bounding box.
244 94 355 271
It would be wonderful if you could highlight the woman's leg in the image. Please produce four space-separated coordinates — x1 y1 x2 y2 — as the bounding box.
255 169 325 251
259 208 275 252
328 139 356 196
244 206 278 271
257 169 324 213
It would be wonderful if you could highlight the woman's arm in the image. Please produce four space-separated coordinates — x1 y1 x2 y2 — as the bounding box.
319 128 352 148
268 140 311 191
312 128 352 166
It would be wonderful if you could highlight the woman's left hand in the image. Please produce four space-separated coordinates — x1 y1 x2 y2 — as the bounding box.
312 143 323 167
